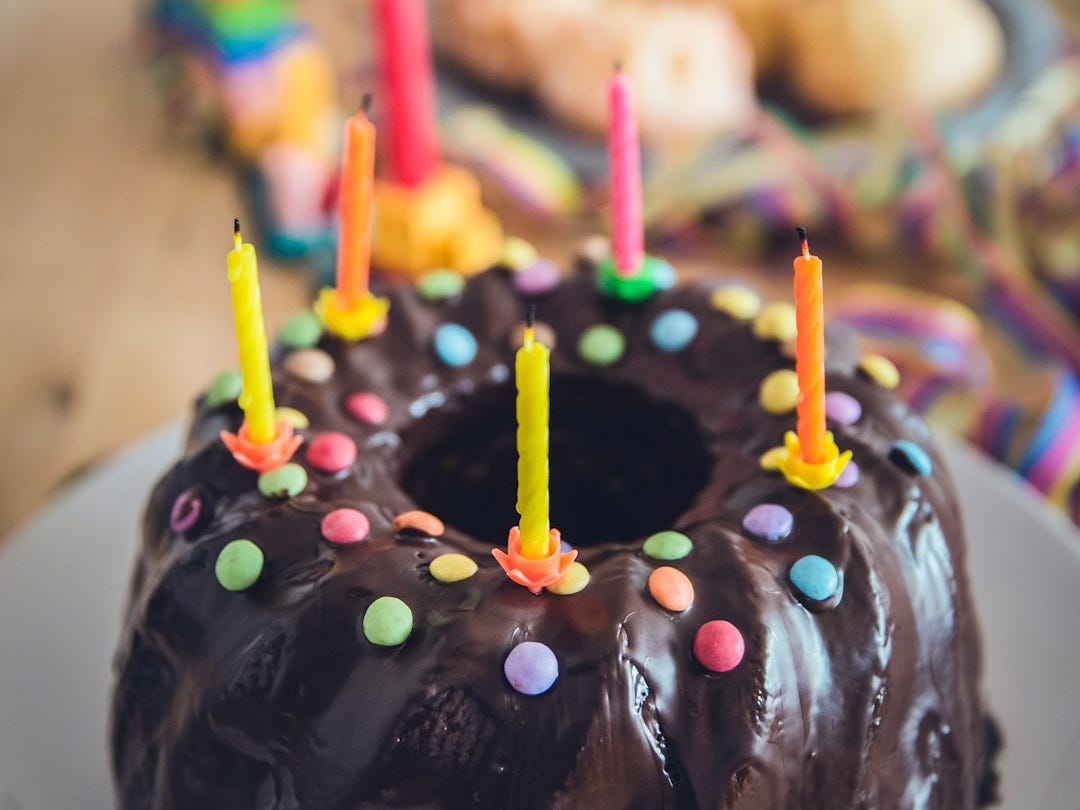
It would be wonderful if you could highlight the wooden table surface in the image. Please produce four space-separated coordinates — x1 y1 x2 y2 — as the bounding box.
1 0 1055 539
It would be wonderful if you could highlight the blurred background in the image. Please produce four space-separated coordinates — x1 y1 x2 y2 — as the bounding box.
1 0 1079 539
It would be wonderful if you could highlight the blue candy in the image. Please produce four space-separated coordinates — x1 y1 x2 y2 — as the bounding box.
433 323 478 367
650 309 699 353
789 555 839 602
889 440 933 476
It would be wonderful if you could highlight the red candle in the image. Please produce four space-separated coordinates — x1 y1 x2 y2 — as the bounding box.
337 97 376 306
608 68 644 277
793 228 827 464
374 0 439 187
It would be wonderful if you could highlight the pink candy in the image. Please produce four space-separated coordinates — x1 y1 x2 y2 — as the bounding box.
307 432 357 473
346 392 389 425
693 620 745 673
321 508 370 545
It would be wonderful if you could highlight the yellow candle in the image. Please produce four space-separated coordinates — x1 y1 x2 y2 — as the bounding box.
515 321 551 558
227 220 277 444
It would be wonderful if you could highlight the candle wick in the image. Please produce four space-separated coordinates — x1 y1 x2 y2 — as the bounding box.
795 226 810 259
361 92 373 113
613 59 623 74
233 217 243 248
525 304 537 328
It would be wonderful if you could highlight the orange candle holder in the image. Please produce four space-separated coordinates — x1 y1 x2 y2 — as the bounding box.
764 430 851 491
372 165 502 280
221 419 303 472
493 526 577 595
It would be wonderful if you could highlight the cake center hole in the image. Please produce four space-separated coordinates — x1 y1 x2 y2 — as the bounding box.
399 376 712 547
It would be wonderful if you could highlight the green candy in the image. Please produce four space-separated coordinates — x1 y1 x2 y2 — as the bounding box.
215 539 264 591
278 311 323 350
643 530 693 561
362 596 413 646
578 324 625 367
204 370 242 408
417 269 466 301
257 463 308 499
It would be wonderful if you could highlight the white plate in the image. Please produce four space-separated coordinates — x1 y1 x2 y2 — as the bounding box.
1 423 1079 809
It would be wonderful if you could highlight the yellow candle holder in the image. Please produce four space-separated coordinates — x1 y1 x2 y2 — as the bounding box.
492 526 577 595
372 165 502 280
220 419 303 472
314 288 390 341
762 430 852 491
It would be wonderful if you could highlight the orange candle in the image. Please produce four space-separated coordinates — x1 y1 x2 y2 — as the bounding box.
793 227 827 464
336 95 376 306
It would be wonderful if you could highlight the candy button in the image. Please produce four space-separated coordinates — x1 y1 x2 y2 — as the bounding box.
835 460 860 488
278 310 322 349
257 463 308 498
742 504 793 542
393 510 446 537
170 488 206 535
578 324 625 366
510 320 557 351
205 370 242 407
215 539 263 591
433 323 478 367
759 369 799 414
513 259 561 296
650 309 698 353
648 567 694 612
504 641 558 695
345 392 389 425
651 258 677 290
752 302 797 342
429 553 478 583
307 432 357 474
889 440 933 476
825 391 862 425
321 508 370 545
275 406 309 429
693 620 745 673
859 353 900 389
284 348 335 383
547 562 590 595
500 236 539 271
643 530 692 560
361 596 413 646
789 555 839 601
417 269 465 301
710 286 761 320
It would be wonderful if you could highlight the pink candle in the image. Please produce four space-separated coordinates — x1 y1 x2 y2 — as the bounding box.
374 0 439 187
609 69 644 277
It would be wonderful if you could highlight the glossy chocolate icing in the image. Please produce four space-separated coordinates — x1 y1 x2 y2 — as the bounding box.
111 263 996 808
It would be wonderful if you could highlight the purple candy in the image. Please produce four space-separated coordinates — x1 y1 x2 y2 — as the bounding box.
560 539 573 553
835 461 860 488
504 641 558 695
513 259 561 296
742 503 793 542
169 488 205 536
825 391 862 425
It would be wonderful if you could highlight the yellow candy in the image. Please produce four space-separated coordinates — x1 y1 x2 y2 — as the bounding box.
710 286 762 320
275 407 309 429
429 553 478 583
759 369 799 414
859 353 901 389
547 561 590 595
500 236 539 271
752 302 798 342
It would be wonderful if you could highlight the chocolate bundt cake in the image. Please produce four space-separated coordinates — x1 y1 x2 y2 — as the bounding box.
110 256 996 808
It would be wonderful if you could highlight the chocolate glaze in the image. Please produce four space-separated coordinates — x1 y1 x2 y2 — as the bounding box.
111 265 996 808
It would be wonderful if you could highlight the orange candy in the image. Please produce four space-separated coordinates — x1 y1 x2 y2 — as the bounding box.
648 566 694 612
392 510 445 537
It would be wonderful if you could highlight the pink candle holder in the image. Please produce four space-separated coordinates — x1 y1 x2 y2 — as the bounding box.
220 419 303 472
493 526 577 595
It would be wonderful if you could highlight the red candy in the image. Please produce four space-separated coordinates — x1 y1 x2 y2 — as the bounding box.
306 432 358 473
321 508 370 545
346 392 389 425
693 620 745 673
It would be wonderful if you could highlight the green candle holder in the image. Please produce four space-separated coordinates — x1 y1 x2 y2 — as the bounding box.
595 255 673 303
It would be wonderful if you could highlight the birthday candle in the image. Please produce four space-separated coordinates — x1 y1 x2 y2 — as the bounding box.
227 220 277 444
609 68 644 277
793 227 827 464
337 96 376 306
515 312 551 558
